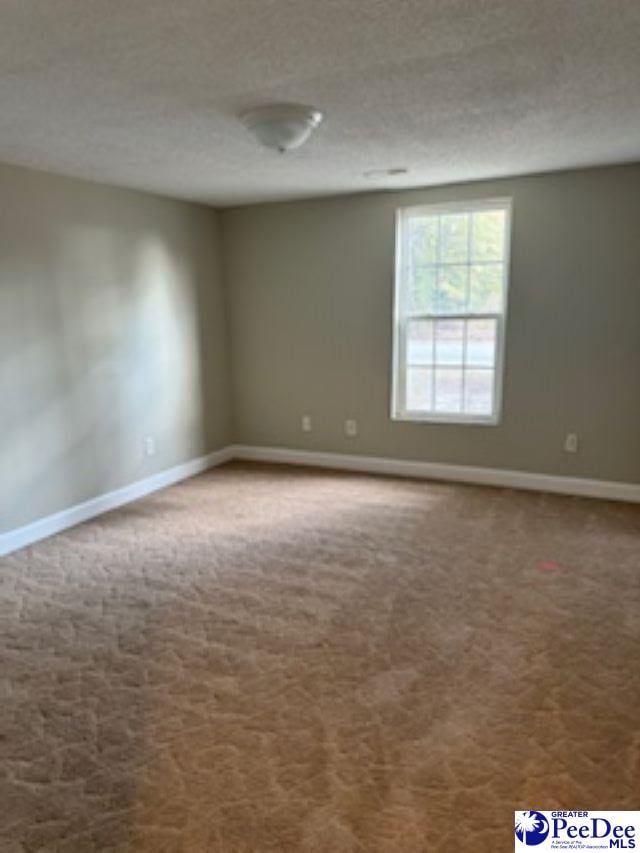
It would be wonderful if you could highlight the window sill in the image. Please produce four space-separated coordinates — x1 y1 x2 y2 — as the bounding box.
392 410 501 426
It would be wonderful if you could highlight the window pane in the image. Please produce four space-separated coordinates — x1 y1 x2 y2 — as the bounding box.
395 202 509 422
439 213 469 263
434 368 463 412
471 210 505 261
466 319 497 367
406 367 433 411
469 263 502 313
437 265 467 313
406 319 434 365
406 266 437 313
435 319 464 365
407 215 438 267
464 369 494 415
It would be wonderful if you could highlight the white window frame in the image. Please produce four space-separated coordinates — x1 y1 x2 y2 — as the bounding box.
391 197 512 426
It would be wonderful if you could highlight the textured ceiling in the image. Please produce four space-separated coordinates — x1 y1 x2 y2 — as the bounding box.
1 0 639 206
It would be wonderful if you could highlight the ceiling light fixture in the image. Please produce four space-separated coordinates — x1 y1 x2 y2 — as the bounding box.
240 103 324 153
363 168 409 178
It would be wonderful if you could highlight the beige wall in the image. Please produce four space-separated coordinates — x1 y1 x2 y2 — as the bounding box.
0 164 231 532
3 162 639 537
222 164 640 484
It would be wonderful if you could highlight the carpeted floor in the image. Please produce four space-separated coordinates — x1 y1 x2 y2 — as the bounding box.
1 461 639 852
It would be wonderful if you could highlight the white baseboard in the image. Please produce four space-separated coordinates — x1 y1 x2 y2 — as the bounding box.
3 443 638 557
0 446 234 557
231 444 640 504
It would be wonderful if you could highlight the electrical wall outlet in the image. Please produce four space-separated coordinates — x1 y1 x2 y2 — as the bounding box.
301 415 312 433
564 433 579 454
143 435 156 457
345 419 357 438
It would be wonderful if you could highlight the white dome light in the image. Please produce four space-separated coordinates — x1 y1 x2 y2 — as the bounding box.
240 103 324 153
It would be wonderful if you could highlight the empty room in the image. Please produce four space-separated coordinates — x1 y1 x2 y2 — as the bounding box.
1 2 639 851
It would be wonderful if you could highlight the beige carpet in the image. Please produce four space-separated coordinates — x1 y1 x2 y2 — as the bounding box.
2 462 639 852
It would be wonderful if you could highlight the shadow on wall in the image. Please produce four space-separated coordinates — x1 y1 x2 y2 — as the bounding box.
0 196 225 534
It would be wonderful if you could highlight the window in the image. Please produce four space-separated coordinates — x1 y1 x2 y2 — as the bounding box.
392 198 511 424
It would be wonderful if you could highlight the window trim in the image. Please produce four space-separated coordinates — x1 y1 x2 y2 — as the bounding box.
391 197 513 426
